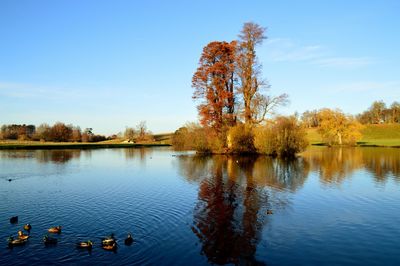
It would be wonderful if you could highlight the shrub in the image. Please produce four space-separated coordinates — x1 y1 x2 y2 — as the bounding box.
174 117 308 157
254 116 308 157
227 124 256 153
172 123 225 153
172 127 190 150
254 126 275 155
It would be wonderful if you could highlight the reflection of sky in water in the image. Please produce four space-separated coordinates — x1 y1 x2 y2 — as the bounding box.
0 147 399 265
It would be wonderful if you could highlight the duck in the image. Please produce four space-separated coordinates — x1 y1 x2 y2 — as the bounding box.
24 224 32 231
18 230 30 240
7 236 27 247
43 235 58 245
124 233 133 245
48 226 62 234
101 233 116 245
266 209 273 215
102 242 117 251
77 240 93 249
10 216 18 224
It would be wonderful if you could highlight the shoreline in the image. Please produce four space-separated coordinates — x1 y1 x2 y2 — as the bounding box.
1 140 399 151
311 143 400 148
0 143 171 150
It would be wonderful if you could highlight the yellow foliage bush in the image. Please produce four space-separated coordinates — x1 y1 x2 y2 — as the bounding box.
254 116 308 157
227 124 255 153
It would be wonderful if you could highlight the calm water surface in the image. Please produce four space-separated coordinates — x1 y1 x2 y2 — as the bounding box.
0 147 399 265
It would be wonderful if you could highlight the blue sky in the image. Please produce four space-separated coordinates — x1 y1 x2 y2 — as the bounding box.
1 0 399 134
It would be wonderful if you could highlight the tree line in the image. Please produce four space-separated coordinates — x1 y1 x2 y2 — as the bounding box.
297 100 400 145
123 121 154 143
301 100 400 129
0 122 108 142
357 100 400 124
1 121 156 143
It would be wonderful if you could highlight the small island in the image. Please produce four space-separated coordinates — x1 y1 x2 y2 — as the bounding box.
171 23 400 156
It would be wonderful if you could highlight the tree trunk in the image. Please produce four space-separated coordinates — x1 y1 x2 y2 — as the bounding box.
337 132 342 145
244 102 252 125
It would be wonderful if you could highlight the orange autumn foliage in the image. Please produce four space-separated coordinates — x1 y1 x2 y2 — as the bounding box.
192 41 237 133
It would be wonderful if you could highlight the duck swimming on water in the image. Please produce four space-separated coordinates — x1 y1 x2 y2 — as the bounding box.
101 233 116 245
48 226 62 234
24 224 32 231
7 236 27 247
10 216 18 224
124 233 133 245
102 242 117 251
43 235 58 245
18 230 30 240
102 233 117 251
77 240 93 249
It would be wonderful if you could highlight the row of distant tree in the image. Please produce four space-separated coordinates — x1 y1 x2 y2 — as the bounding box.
301 100 400 128
0 122 108 142
357 101 400 124
0 121 155 143
123 121 154 142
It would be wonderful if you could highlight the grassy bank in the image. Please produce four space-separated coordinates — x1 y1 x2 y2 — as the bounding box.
0 132 175 150
0 139 172 150
358 124 400 147
306 124 400 147
153 133 173 144
0 142 171 150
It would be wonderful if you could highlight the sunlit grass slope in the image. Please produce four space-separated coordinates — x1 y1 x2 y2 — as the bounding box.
306 124 400 147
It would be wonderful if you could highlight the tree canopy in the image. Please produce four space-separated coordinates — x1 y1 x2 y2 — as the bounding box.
317 109 363 145
192 22 288 130
192 41 237 132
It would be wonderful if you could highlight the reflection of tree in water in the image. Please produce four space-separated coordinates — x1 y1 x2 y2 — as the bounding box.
178 155 308 265
250 156 310 191
361 148 400 182
0 150 36 160
302 147 363 184
35 150 82 164
124 148 152 163
301 147 400 184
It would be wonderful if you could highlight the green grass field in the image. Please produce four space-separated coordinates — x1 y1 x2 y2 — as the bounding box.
306 124 400 147
358 124 400 146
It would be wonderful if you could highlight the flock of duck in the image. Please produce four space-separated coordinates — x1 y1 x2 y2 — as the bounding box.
7 216 134 251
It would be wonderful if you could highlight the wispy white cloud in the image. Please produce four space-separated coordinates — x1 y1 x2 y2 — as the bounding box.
266 38 324 62
264 38 373 69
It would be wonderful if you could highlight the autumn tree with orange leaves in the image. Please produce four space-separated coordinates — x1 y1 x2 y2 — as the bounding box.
192 41 237 133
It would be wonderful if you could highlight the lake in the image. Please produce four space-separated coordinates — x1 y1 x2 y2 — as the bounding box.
1 146 399 265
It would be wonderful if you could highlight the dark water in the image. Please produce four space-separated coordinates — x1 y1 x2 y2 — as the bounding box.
0 147 399 265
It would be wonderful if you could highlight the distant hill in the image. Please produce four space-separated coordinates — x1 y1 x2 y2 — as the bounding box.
306 124 400 147
359 124 400 146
